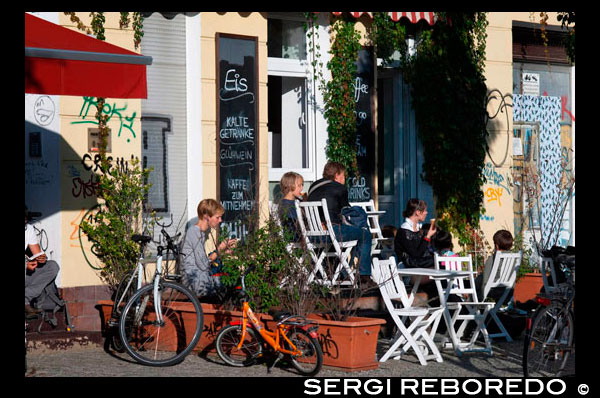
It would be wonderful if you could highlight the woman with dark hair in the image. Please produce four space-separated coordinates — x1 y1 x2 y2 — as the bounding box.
394 198 438 304
394 199 437 268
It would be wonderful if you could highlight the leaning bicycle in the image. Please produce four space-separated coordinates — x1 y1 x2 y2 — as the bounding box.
118 217 203 367
215 266 323 376
522 248 575 377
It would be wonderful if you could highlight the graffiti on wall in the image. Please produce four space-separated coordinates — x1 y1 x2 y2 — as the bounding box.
71 96 138 143
68 153 135 199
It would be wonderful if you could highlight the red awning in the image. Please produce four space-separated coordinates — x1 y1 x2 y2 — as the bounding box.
332 12 436 25
25 13 152 99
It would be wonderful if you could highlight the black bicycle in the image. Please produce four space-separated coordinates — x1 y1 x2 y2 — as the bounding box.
522 246 575 377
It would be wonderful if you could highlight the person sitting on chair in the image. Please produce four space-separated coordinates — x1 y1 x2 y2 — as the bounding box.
474 229 514 302
307 162 374 288
180 199 237 303
25 206 59 317
278 171 305 242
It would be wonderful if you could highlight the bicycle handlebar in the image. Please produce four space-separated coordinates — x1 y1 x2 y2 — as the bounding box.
240 266 256 292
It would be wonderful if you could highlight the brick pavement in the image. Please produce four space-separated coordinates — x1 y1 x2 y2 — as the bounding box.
25 333 531 378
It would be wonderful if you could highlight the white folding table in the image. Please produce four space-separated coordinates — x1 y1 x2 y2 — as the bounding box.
396 267 481 356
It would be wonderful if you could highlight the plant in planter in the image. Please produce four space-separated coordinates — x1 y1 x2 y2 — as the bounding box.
80 156 154 291
217 202 386 371
219 213 315 315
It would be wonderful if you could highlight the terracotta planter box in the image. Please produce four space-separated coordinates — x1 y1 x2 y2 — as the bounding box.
307 314 386 371
97 300 385 371
514 273 544 304
97 300 244 354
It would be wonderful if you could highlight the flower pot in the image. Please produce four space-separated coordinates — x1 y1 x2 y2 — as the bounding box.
97 300 244 354
307 314 386 371
514 273 544 304
97 301 386 371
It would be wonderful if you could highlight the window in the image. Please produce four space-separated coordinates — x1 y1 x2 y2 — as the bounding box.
142 116 171 213
267 13 316 184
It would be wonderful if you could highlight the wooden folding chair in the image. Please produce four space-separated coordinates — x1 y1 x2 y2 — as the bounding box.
481 251 522 341
295 199 358 286
372 257 444 365
433 253 493 355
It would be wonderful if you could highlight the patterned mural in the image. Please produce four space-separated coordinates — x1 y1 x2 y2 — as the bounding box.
513 95 564 247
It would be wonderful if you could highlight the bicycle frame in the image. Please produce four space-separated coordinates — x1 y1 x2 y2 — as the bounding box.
231 300 318 358
115 254 145 310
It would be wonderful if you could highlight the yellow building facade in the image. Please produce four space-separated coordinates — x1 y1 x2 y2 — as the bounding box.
25 12 574 331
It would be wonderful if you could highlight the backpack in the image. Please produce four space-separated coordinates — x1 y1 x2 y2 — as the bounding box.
341 206 369 229
31 282 72 330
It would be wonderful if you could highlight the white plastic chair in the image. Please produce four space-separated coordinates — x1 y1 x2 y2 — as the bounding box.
349 200 389 256
433 253 493 355
294 199 358 286
372 257 444 365
481 251 522 341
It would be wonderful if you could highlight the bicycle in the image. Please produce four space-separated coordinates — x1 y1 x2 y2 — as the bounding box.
117 217 204 367
215 266 323 376
522 248 575 377
106 214 184 352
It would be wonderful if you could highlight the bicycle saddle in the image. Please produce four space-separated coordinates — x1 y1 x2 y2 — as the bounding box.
132 234 152 244
556 254 575 269
269 310 292 322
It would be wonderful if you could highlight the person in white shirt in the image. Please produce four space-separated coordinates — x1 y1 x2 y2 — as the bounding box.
25 206 59 316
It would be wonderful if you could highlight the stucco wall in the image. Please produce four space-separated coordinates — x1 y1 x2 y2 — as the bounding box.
57 12 143 288
481 12 565 248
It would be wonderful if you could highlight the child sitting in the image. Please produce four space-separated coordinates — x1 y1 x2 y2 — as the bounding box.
474 230 514 302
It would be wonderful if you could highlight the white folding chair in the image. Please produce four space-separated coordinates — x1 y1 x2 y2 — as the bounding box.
350 200 389 256
295 199 358 286
481 251 522 341
271 203 312 289
372 257 444 365
434 253 493 355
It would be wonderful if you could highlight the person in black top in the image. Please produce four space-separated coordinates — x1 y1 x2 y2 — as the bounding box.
394 198 437 268
394 198 438 304
307 162 374 287
278 171 305 241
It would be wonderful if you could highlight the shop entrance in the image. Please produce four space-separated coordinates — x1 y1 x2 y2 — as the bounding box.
377 69 435 230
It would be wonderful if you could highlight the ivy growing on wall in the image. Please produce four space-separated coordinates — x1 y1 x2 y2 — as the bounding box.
322 17 362 175
310 12 491 246
405 12 490 243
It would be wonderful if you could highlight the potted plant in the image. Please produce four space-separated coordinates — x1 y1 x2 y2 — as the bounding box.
512 233 543 304
217 207 385 371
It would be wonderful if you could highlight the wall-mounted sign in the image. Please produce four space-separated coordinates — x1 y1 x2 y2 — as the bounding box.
522 72 540 96
216 33 259 240
349 47 375 202
88 127 112 153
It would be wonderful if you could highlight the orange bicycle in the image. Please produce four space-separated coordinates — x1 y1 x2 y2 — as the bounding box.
215 266 323 376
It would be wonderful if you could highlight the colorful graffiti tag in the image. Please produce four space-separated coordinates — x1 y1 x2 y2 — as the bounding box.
71 96 138 143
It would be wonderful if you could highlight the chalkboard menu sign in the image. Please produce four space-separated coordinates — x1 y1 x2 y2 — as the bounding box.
216 34 258 239
348 47 375 202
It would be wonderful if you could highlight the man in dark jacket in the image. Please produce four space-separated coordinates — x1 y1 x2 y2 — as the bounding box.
307 162 374 287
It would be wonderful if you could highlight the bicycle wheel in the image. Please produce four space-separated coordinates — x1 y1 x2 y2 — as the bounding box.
285 327 323 376
523 303 574 377
119 281 203 367
110 272 140 352
215 324 263 367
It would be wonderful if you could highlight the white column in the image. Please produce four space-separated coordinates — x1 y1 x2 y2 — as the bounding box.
186 14 203 226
